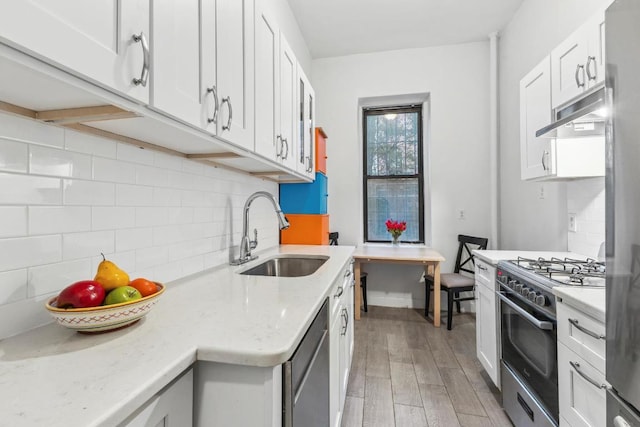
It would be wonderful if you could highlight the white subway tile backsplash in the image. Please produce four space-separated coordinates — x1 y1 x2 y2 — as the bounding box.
0 173 62 205
28 259 92 298
117 143 155 166
115 227 153 252
63 179 115 206
567 178 605 258
136 164 169 187
116 183 154 206
64 129 117 158
63 231 114 261
93 156 136 184
0 206 27 238
0 138 28 172
29 206 91 235
0 111 279 339
0 235 62 271
29 145 92 179
0 269 28 305
0 113 64 147
92 207 136 230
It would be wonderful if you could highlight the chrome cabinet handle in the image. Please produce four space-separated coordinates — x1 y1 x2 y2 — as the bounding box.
586 56 597 81
478 264 487 271
305 156 312 172
222 96 232 131
206 86 219 124
132 32 150 87
282 138 289 159
341 308 348 335
541 150 548 171
568 318 605 340
575 64 586 88
334 286 344 298
569 361 609 390
276 135 283 158
498 292 554 330
344 270 352 278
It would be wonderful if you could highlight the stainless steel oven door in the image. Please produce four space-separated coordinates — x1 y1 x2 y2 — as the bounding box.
500 288 558 424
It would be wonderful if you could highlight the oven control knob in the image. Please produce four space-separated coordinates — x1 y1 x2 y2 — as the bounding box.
514 283 523 292
535 294 549 306
520 286 530 296
527 291 537 301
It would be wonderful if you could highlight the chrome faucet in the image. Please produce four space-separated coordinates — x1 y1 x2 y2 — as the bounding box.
231 191 290 265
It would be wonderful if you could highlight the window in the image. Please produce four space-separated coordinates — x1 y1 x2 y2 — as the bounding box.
363 105 424 243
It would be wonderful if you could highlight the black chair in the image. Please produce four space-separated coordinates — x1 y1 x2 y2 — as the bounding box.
329 232 368 312
424 234 488 330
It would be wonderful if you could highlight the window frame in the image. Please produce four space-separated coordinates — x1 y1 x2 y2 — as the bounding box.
362 105 425 244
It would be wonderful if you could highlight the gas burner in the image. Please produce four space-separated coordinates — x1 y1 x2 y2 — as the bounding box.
508 256 605 287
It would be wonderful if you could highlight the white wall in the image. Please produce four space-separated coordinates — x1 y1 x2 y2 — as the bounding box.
498 0 610 254
0 112 280 339
312 42 492 308
264 0 312 76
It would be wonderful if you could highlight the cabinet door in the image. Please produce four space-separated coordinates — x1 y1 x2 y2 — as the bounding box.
329 305 342 427
476 280 500 388
254 0 278 160
297 66 315 177
152 0 212 129
551 27 589 108
558 343 606 427
278 34 298 170
0 0 149 103
124 369 193 427
586 10 606 89
520 55 554 180
216 0 254 150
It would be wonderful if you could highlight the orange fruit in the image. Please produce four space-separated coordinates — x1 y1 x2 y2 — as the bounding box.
128 278 158 297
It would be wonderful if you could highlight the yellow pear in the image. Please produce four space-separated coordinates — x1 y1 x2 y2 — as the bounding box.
94 253 130 292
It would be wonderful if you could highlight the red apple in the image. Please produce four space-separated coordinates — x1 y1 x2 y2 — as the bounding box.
57 280 106 308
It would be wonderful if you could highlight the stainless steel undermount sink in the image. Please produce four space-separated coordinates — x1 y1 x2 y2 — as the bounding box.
239 255 329 277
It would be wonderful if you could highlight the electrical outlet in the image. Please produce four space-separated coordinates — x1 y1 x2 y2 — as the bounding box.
458 209 465 220
568 213 577 232
539 185 545 199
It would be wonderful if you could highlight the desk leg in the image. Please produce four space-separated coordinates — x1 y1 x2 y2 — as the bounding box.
433 262 441 327
354 260 361 320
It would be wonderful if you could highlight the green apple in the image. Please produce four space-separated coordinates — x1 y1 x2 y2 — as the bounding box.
104 286 142 305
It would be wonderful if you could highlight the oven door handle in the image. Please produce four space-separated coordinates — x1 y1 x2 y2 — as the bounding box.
498 292 554 330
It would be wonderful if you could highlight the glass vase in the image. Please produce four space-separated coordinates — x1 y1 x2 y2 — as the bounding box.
391 235 400 246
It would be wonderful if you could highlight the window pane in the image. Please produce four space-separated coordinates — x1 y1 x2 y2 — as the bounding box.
366 112 419 176
366 178 420 242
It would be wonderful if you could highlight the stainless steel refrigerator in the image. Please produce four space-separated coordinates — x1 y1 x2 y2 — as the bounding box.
606 0 640 425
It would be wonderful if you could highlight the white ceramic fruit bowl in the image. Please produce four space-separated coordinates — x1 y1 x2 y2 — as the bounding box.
45 283 165 333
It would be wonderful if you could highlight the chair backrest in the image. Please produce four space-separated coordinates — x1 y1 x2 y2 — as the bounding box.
454 234 489 275
329 232 339 246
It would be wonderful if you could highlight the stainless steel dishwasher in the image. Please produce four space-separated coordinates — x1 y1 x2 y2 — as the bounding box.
283 298 329 427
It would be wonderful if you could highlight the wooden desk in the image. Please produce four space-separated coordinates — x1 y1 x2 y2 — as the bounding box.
352 245 446 327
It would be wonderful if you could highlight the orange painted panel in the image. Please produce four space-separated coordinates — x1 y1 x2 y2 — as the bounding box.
315 127 327 174
280 214 329 245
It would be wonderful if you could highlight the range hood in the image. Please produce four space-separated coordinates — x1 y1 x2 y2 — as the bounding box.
536 86 606 138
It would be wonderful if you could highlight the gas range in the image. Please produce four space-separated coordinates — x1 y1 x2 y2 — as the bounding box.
497 256 605 318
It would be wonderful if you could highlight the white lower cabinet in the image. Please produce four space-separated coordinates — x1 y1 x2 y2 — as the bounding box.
330 261 355 427
474 258 500 389
557 299 607 427
122 368 193 427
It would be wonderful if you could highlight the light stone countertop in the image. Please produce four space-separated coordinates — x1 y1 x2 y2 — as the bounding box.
0 244 355 427
473 250 592 265
553 287 606 323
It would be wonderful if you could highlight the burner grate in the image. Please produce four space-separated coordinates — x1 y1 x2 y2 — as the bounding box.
512 256 605 287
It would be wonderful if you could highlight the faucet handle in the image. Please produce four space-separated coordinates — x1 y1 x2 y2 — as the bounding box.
250 228 258 250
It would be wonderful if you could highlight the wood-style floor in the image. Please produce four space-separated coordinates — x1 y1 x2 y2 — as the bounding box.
341 306 513 427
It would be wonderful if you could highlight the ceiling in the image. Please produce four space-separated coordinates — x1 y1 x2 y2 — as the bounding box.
286 0 525 59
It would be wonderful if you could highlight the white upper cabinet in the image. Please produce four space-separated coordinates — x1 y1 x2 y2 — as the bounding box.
279 35 298 171
216 0 255 150
520 56 553 180
297 66 316 178
551 9 606 108
254 2 279 161
0 0 149 103
151 0 216 132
